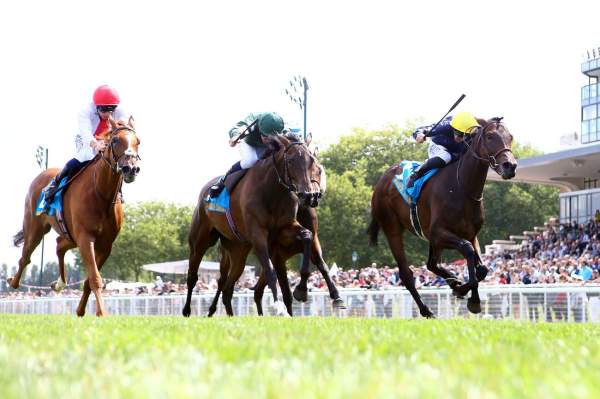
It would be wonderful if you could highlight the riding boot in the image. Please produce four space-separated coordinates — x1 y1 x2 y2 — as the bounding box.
407 156 446 188
44 165 71 203
44 159 87 203
209 161 242 198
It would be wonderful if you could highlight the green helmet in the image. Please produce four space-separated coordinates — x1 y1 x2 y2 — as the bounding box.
258 112 284 136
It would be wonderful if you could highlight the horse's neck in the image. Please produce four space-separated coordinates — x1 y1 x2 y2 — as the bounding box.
93 157 122 204
459 148 489 201
254 155 295 203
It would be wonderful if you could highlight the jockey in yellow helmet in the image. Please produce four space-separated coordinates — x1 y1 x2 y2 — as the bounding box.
407 112 480 188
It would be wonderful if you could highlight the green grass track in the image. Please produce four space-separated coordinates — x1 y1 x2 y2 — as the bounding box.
0 315 599 398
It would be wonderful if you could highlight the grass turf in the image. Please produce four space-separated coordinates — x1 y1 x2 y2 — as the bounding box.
0 315 599 398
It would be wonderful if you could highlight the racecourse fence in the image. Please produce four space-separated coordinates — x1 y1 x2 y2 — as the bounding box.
1 285 600 322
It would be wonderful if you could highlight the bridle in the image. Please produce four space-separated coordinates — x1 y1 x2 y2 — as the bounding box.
464 118 512 174
94 125 140 204
456 118 513 201
100 126 141 174
271 140 321 197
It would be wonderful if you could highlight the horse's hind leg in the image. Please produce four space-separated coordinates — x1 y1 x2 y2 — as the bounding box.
424 245 461 290
51 237 74 292
384 226 434 318
9 219 50 289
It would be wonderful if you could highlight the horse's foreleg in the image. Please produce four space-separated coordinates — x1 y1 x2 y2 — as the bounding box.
433 231 481 314
310 234 345 309
78 239 107 317
76 279 91 317
183 215 218 317
253 272 267 316
247 226 279 305
273 255 293 316
472 237 488 281
208 253 229 317
220 246 249 316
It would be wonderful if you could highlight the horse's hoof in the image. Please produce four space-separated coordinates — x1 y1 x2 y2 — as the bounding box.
7 277 18 290
332 298 346 309
293 287 308 302
467 298 482 314
421 308 436 319
476 265 489 281
274 301 291 317
182 307 191 318
50 280 65 293
207 307 216 317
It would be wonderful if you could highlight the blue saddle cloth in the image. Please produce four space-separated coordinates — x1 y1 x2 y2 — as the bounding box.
204 187 231 213
35 178 68 216
392 161 440 204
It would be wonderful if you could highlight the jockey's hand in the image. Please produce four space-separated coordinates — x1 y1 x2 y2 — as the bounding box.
91 139 107 152
229 135 240 147
415 133 426 143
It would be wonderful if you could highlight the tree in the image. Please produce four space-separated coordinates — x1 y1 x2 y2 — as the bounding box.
85 201 219 281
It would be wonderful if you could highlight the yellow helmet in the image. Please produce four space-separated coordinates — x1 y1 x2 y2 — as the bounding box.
450 112 480 134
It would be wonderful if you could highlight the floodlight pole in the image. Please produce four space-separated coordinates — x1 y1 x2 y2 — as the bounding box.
36 146 48 287
302 77 309 141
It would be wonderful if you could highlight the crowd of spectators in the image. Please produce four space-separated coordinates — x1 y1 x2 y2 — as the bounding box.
2 219 600 299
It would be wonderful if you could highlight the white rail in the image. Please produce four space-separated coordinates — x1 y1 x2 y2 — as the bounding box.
1 286 599 322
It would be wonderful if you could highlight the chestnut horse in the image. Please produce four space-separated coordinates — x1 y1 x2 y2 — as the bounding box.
9 117 141 316
182 134 323 317
368 117 517 317
207 205 345 317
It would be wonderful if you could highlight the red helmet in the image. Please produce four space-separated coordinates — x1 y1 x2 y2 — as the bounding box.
93 85 120 106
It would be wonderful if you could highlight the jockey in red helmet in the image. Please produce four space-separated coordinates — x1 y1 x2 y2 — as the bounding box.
43 85 130 202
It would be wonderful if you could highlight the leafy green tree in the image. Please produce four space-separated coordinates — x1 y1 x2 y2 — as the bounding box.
87 201 219 281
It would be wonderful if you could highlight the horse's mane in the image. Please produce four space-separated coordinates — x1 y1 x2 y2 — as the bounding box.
260 133 303 160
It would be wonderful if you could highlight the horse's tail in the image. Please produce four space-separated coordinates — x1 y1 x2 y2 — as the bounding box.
367 218 380 246
12 229 24 247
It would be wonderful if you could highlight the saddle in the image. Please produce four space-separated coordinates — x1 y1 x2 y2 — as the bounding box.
392 161 440 240
224 169 248 193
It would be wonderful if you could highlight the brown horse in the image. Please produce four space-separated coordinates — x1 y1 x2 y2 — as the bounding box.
206 205 345 317
182 134 323 317
368 117 517 317
9 117 141 316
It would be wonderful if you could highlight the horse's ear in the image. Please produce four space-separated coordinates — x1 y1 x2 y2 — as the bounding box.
312 145 320 158
108 113 118 130
305 132 312 146
128 115 136 130
476 118 486 127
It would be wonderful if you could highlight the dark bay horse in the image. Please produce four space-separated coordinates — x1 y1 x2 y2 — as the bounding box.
9 117 141 316
182 134 324 317
368 117 517 317
207 205 345 317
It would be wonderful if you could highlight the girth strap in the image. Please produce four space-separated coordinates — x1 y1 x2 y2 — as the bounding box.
409 200 427 241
